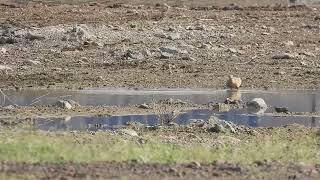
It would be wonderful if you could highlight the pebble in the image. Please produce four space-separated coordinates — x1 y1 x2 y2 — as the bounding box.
0 65 12 70
160 52 173 59
119 129 139 137
283 41 294 46
55 100 73 110
124 50 144 60
25 32 45 41
272 53 295 59
275 107 289 113
0 48 6 54
26 60 42 66
139 103 151 109
167 33 180 40
227 48 245 55
300 61 308 66
160 46 186 54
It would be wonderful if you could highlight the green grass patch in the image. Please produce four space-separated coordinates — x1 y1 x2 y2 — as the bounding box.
0 128 319 164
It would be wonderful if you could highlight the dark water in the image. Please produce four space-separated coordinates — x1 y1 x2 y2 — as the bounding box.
1 89 320 113
2 88 320 130
34 109 320 131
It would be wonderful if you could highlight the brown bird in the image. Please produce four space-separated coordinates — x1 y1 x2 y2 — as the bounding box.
227 75 242 90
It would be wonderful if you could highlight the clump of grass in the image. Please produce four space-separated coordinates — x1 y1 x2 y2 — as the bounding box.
0 128 318 164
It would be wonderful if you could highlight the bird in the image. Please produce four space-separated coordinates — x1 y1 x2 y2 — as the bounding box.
226 75 242 90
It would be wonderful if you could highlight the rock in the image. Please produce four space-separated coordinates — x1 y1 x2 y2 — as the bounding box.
0 36 17 44
194 24 206 31
0 48 6 54
124 50 144 60
227 48 245 55
119 129 139 137
160 52 174 59
55 100 73 109
25 32 45 41
226 75 242 90
68 25 94 42
274 71 286 75
261 32 271 35
275 107 289 113
26 60 41 66
159 46 188 55
221 121 236 133
160 46 179 54
247 98 267 114
300 61 308 66
199 43 210 49
272 53 295 59
167 33 180 40
3 105 15 110
299 51 316 57
283 41 294 46
215 136 241 145
141 50 152 57
0 65 12 71
208 123 226 133
139 103 151 109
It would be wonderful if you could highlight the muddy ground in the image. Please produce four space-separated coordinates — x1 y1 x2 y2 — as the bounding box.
1 0 320 179
0 1 320 90
1 161 320 179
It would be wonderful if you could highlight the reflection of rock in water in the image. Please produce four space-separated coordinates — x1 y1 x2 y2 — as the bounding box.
226 90 241 101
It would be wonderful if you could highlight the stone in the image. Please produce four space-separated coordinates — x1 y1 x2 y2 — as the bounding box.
247 98 267 114
275 107 289 113
275 71 286 75
0 48 6 54
208 123 226 133
272 53 295 59
215 136 241 145
194 25 206 31
3 105 15 110
227 48 245 55
26 60 41 66
227 75 242 90
55 100 73 109
160 46 179 54
283 41 294 46
68 25 94 42
0 36 17 44
167 33 180 40
25 32 45 41
119 129 139 137
300 61 308 66
160 52 173 59
124 50 144 60
299 51 316 57
139 103 150 109
0 65 12 71
141 50 152 57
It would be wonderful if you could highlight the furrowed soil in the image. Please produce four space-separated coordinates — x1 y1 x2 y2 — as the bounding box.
1 0 320 179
